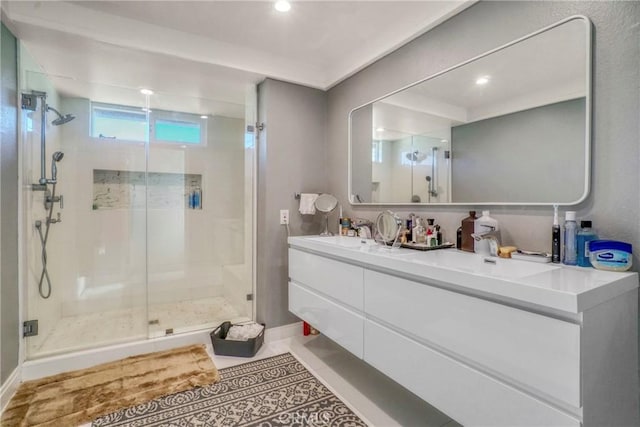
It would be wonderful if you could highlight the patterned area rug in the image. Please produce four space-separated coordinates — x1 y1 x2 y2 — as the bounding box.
93 352 367 426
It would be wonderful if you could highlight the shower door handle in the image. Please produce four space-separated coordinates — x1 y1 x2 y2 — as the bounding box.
58 195 63 209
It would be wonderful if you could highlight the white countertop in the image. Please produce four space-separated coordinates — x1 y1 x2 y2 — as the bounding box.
288 235 638 314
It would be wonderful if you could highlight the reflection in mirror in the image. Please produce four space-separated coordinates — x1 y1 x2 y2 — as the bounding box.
350 16 590 206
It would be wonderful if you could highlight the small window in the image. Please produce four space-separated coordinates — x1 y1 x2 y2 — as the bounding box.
372 140 382 163
152 111 205 145
91 102 206 146
91 103 147 142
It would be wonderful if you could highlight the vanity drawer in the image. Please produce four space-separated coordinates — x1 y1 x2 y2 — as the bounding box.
364 270 581 408
289 248 364 310
289 281 364 358
364 320 580 426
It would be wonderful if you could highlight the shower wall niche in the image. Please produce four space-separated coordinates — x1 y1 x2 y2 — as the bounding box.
93 170 203 210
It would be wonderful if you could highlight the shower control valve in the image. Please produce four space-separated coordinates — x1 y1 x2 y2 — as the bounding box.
48 213 62 225
45 193 63 210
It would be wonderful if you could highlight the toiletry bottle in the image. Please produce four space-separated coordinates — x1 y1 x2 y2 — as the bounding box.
193 185 202 209
461 211 477 252
551 205 561 263
456 226 462 249
474 211 499 255
577 220 598 267
412 218 424 243
563 211 578 265
427 218 435 233
426 228 434 246
435 225 442 246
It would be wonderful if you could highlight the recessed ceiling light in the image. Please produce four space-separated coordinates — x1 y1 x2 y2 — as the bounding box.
140 88 154 95
274 0 291 12
441 139 448 143
375 127 385 132
475 76 490 85
200 115 208 119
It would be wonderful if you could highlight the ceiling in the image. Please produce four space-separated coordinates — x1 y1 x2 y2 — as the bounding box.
2 0 473 116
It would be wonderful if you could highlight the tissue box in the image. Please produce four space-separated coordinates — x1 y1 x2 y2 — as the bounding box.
210 321 265 357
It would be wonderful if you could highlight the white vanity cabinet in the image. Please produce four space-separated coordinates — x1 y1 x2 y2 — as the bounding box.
288 236 640 427
288 248 365 358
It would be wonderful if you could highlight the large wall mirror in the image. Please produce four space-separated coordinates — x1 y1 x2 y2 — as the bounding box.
349 16 591 206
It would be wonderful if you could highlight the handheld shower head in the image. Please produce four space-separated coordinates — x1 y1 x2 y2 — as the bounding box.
51 151 64 183
47 105 75 126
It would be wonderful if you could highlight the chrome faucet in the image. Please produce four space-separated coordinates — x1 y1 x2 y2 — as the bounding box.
471 227 501 256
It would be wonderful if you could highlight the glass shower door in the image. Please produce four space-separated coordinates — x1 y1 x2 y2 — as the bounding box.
21 68 150 358
145 90 255 338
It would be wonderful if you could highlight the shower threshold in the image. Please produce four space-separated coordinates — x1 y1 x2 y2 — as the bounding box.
28 296 248 360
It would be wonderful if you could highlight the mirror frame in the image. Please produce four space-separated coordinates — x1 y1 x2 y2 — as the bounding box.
348 15 592 207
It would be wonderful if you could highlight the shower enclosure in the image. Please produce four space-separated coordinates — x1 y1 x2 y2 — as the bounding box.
20 62 256 359
372 132 450 203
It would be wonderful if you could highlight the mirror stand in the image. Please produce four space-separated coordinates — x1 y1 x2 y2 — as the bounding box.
320 213 332 236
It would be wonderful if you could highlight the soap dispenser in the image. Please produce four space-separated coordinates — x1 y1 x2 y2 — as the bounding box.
474 211 499 255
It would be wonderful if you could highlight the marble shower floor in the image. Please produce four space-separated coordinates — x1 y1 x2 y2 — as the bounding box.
29 296 247 359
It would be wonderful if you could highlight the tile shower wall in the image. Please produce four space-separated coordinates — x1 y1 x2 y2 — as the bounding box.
23 92 246 345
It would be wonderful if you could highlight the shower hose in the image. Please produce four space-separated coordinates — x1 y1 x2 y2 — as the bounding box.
35 183 57 299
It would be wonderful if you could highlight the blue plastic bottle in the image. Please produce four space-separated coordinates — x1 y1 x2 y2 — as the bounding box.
577 221 598 267
563 211 578 265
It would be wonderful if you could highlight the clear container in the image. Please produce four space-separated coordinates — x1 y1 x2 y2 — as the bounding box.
563 211 578 265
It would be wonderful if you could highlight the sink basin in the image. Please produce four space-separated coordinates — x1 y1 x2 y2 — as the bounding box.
404 249 560 279
305 236 377 248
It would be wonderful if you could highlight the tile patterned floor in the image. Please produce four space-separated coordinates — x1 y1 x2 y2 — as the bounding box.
77 333 460 427
206 334 460 427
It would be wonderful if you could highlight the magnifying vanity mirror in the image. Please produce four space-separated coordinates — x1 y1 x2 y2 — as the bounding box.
314 194 339 236
349 16 591 206
375 210 402 245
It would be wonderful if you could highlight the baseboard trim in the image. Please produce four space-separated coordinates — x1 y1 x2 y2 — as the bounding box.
264 321 302 342
1 366 21 413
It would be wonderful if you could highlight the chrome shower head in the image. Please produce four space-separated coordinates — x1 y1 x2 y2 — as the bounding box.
47 105 75 126
51 151 64 183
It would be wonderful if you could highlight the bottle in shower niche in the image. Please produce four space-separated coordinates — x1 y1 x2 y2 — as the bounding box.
563 211 578 265
577 221 598 267
193 185 202 209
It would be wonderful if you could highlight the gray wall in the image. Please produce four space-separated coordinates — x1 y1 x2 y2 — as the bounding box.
1 22 19 385
451 98 586 203
327 1 640 258
256 79 327 328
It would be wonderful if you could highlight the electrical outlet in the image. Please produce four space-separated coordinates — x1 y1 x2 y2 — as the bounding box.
280 209 289 225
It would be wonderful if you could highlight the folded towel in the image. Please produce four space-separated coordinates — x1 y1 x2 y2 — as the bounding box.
299 193 319 215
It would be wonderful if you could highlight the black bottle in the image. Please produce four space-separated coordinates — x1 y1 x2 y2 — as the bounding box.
456 226 462 249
